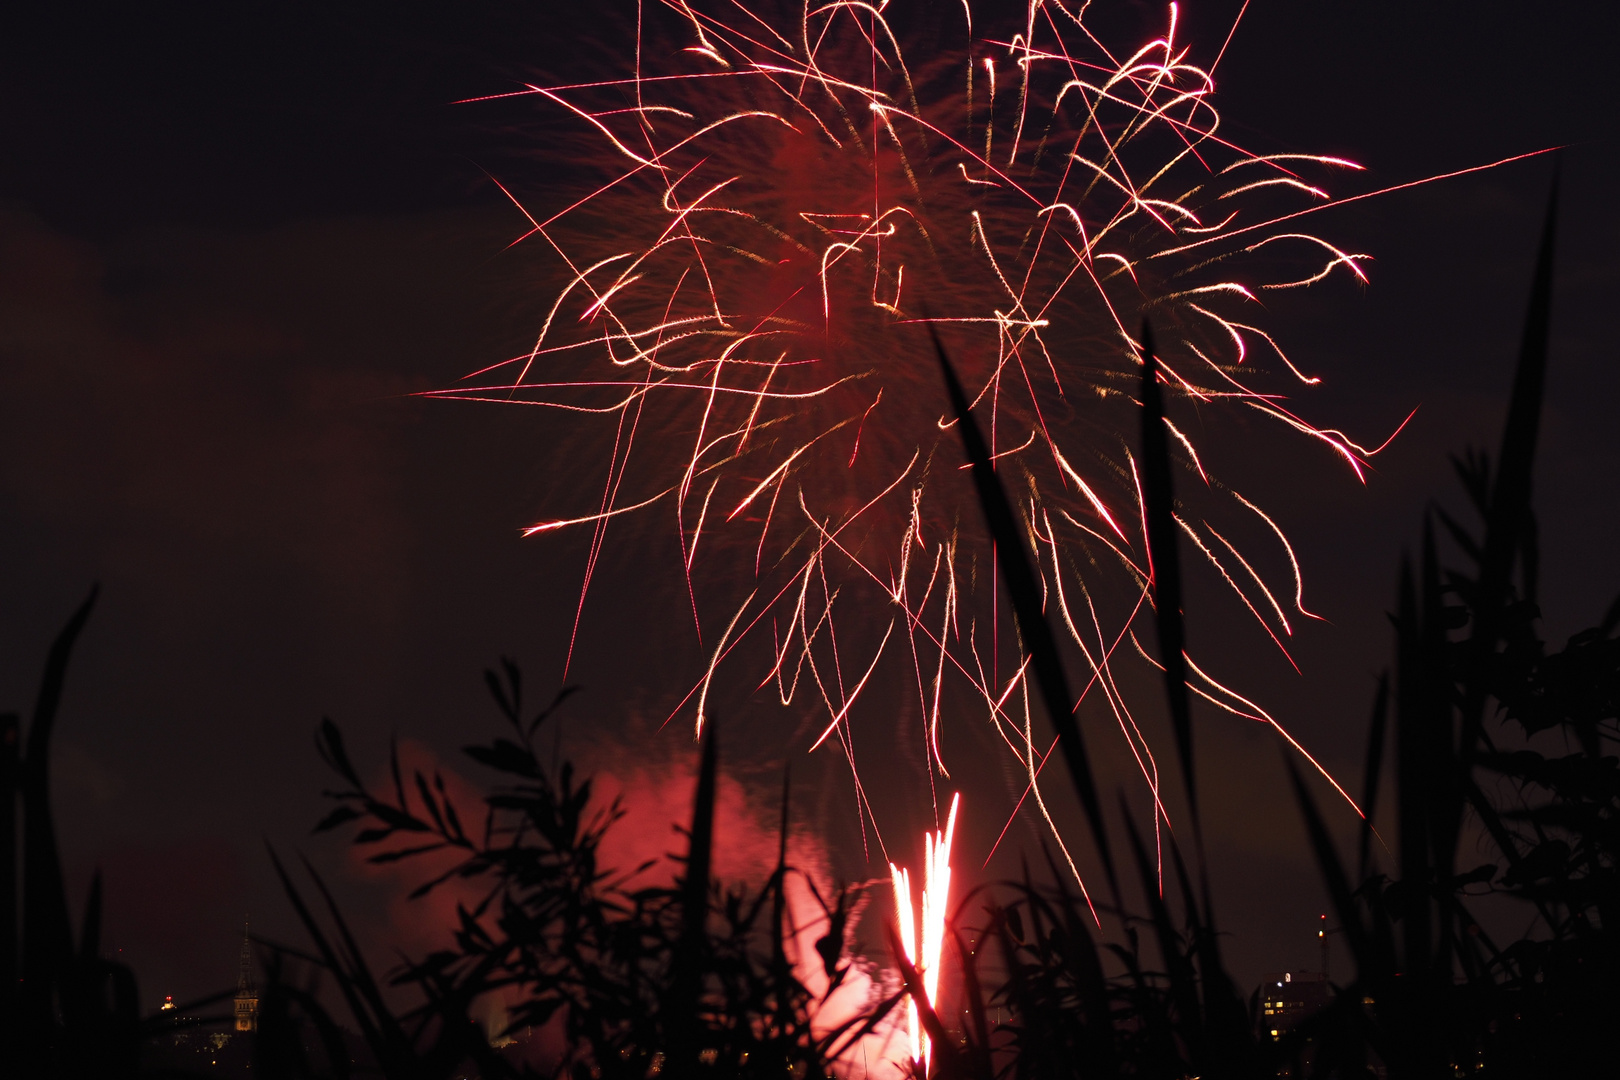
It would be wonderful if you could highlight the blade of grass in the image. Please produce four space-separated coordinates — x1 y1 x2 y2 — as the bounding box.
1035 854 1118 1077
682 720 717 953
773 763 789 968
1421 522 1460 979
0 712 17 1033
1137 320 1198 834
265 844 392 1063
671 721 718 1059
929 322 1119 906
1123 810 1202 1063
1393 555 1434 973
1461 169 1558 760
884 921 973 1079
1357 673 1390 880
22 584 98 1033
1286 760 1375 982
950 926 993 1077
78 869 102 963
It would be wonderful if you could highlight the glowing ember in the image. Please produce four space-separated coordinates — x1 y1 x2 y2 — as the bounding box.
440 1 1415 881
890 792 960 1075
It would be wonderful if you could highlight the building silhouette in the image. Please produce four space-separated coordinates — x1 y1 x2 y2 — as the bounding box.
233 920 258 1033
1259 969 1330 1040
1250 915 1349 1078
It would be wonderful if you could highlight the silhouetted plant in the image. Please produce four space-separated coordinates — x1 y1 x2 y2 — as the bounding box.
925 307 1272 1080
1284 172 1619 1079
288 662 893 1079
274 167 1615 1080
2 588 234 1079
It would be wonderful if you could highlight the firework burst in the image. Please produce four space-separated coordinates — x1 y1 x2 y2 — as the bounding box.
437 0 1397 881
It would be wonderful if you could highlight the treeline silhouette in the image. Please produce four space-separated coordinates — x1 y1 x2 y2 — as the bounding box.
4 175 1614 1078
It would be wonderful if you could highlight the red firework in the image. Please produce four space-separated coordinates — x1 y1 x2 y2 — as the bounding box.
434 1 1420 884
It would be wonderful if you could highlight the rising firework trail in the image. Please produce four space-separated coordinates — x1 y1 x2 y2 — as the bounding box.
890 792 960 1075
435 0 1407 887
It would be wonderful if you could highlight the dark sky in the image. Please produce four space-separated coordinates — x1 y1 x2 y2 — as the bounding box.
1 0 1616 1014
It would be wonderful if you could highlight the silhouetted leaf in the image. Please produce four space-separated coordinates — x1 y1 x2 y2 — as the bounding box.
1138 319 1198 830
316 716 364 790
22 584 98 1033
462 738 540 778
313 804 364 834
1462 170 1559 760
930 321 1118 906
1359 672 1390 879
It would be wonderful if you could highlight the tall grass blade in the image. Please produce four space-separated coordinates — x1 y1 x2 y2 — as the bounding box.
265 844 391 1061
1056 899 1118 1077
1420 522 1460 979
682 720 718 953
772 765 789 969
77 870 102 963
1137 320 1198 831
671 721 718 1060
1122 813 1202 1060
949 926 993 1077
22 584 98 1032
929 323 1119 903
1285 761 1374 982
1166 835 1251 1074
254 964 355 1080
0 711 17 1035
883 921 972 1079
1393 555 1435 975
1462 169 1559 757
1357 673 1390 880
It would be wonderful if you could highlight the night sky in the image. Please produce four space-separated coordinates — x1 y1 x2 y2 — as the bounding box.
2 0 1617 1014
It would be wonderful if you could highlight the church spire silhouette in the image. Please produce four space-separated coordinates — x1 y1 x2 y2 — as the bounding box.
233 919 258 1032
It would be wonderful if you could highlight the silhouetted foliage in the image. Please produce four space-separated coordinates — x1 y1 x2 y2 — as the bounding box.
14 164 1609 1080
2 588 235 1079
288 666 892 1079
1282 172 1619 1079
930 320 1120 903
268 170 1604 1080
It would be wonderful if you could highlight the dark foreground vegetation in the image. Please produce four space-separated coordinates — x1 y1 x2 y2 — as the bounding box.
4 176 1614 1078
